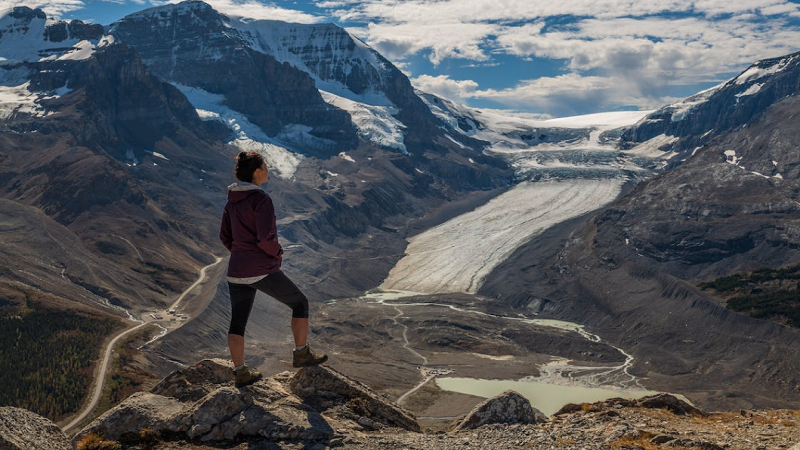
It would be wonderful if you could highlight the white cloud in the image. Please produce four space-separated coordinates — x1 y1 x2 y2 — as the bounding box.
325 0 800 114
357 21 496 65
411 74 479 101
414 73 682 117
1 0 85 17
169 0 323 22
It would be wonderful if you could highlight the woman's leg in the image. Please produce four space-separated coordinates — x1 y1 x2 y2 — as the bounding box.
228 282 257 367
291 317 308 348
252 271 309 345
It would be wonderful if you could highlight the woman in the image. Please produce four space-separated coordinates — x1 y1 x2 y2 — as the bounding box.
220 151 327 388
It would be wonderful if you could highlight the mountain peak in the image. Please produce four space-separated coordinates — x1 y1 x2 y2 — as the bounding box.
6 6 47 21
117 0 222 25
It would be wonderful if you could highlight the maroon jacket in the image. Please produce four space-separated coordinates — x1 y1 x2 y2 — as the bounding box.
220 182 283 278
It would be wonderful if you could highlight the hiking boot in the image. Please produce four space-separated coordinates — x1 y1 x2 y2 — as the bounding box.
293 345 328 368
233 365 262 388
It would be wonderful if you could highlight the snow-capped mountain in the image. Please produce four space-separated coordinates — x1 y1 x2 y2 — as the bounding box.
106 1 357 161
0 3 511 322
0 6 104 64
620 51 800 158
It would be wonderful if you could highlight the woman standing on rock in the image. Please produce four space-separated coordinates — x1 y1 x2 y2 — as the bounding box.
220 151 327 388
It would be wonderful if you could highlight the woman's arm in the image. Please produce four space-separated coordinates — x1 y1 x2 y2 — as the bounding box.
254 193 283 258
220 207 233 251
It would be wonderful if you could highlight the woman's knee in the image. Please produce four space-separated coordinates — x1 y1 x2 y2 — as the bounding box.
291 295 309 319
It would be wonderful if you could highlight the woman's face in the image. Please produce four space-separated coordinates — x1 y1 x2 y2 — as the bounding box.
253 162 269 185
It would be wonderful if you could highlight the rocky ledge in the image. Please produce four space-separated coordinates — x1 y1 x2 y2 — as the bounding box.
3 359 799 449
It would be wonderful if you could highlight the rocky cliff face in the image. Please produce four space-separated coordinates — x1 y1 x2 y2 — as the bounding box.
234 18 454 152
620 51 800 157
106 1 357 157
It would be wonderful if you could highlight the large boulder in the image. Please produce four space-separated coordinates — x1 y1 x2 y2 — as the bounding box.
637 394 705 416
0 407 72 450
151 358 234 401
77 359 421 446
452 390 548 432
290 366 421 432
76 392 192 441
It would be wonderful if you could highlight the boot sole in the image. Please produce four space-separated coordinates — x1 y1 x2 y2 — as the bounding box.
292 355 328 368
234 373 263 388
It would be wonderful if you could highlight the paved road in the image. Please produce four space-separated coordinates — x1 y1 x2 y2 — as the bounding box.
61 256 224 434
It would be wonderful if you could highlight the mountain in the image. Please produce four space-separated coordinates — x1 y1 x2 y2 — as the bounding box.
480 50 800 410
620 52 800 160
0 10 234 315
0 3 516 422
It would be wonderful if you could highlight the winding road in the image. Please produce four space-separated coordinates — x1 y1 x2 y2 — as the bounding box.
61 256 224 434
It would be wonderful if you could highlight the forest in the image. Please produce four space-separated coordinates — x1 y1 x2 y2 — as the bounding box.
0 304 121 421
699 264 800 328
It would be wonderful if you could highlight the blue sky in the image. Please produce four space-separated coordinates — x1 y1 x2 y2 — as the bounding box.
10 0 800 117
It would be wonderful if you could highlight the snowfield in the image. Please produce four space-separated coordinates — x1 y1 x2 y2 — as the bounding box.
171 83 303 178
380 179 624 294
319 89 407 153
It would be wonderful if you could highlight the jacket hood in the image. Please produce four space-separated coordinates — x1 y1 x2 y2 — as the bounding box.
227 182 261 203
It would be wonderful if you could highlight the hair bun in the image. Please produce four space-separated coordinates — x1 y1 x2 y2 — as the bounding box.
236 151 249 161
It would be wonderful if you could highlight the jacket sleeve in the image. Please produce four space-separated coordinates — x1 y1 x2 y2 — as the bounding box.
254 193 283 258
220 207 233 251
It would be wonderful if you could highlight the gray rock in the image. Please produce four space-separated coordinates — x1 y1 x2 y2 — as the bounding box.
76 392 191 441
290 366 420 432
152 358 234 401
187 387 252 439
637 394 705 416
604 423 638 442
0 407 72 450
452 390 548 432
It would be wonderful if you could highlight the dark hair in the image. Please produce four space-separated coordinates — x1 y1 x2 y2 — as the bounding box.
235 152 265 183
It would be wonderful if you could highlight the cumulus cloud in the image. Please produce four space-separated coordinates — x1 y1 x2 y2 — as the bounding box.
411 74 479 102
357 21 495 65
329 0 800 113
414 73 684 117
1 0 86 17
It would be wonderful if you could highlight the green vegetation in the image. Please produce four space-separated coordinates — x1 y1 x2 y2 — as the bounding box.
0 304 122 421
95 326 158 418
699 264 800 328
699 265 800 292
727 290 800 327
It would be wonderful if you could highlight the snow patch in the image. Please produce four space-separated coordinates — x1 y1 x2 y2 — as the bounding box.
319 89 406 153
541 111 652 129
0 75 66 120
621 134 679 159
171 83 303 178
151 151 169 161
667 83 724 122
445 134 468 149
339 152 355 163
724 150 741 165
736 83 763 98
735 56 796 85
56 40 96 61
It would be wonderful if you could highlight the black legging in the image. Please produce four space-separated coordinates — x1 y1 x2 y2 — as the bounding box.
228 271 309 336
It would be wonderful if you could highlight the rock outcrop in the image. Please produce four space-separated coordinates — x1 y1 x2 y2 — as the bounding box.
76 359 420 446
555 394 705 417
452 390 547 432
0 407 72 450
